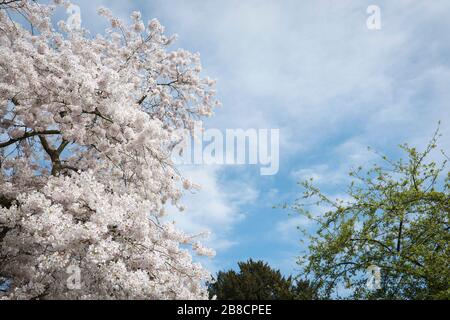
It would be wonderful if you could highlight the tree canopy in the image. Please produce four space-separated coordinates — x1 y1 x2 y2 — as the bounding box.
208 259 317 300
292 130 449 299
0 0 218 299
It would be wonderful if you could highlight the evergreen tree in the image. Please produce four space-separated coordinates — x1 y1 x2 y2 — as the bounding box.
208 259 316 300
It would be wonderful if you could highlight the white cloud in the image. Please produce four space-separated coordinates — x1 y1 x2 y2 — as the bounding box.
291 138 378 190
70 0 450 276
146 0 449 154
276 215 311 243
292 164 349 186
72 0 450 148
167 165 258 253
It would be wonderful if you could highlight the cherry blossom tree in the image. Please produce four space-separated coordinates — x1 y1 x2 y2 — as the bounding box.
0 0 218 299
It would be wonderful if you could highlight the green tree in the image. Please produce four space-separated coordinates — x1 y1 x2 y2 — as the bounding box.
291 130 449 299
208 259 316 300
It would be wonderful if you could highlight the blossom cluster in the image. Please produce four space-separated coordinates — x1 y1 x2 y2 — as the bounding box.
0 0 218 299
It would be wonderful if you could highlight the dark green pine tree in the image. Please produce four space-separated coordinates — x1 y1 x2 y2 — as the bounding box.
208 259 316 300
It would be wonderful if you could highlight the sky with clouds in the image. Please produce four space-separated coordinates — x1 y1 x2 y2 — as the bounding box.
66 0 450 276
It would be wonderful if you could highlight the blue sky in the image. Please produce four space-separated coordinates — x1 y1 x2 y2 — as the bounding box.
67 0 450 277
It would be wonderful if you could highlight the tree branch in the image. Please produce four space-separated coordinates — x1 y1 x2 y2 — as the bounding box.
0 130 60 149
397 218 403 253
137 95 147 105
38 135 62 176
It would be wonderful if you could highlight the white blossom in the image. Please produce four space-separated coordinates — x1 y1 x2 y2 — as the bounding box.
0 0 218 300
